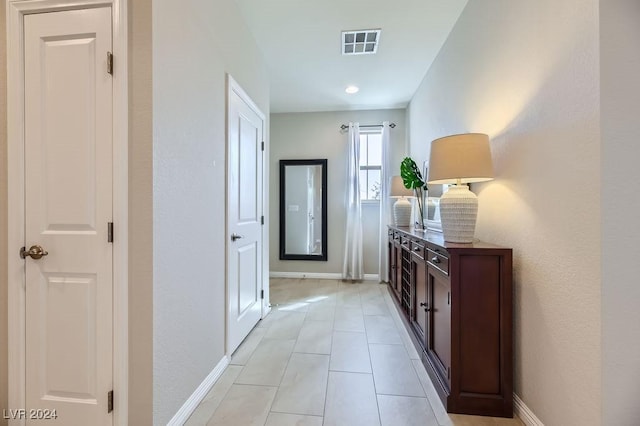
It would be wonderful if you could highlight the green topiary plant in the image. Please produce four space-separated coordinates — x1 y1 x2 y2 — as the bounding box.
400 157 427 229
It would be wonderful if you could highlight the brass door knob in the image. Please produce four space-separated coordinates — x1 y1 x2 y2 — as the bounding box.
20 245 49 260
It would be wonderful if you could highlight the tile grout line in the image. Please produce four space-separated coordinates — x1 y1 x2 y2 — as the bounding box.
196 367 244 425
320 330 334 425
359 283 383 426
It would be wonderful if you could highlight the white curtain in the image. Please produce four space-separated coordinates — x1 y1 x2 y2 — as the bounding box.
342 123 364 281
378 122 391 282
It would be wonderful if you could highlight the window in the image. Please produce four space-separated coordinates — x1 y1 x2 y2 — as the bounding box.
359 131 382 201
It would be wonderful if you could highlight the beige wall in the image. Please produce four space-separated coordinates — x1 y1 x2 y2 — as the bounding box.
128 0 154 424
0 0 7 423
408 1 601 424
269 109 407 276
600 1 640 424
151 1 269 424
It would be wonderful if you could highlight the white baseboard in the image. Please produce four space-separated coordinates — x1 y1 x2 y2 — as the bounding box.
514 393 544 426
269 271 380 281
167 356 230 426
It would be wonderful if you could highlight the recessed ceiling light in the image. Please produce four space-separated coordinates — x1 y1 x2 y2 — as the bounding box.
345 85 359 94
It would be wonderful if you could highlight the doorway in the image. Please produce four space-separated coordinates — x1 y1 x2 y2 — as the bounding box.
226 75 267 355
7 1 128 424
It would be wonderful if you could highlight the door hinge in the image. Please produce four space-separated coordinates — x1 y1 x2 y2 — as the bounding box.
447 291 450 305
108 222 114 243
107 390 113 413
107 52 113 75
447 367 451 380
260 289 264 299
261 216 264 225
261 141 265 151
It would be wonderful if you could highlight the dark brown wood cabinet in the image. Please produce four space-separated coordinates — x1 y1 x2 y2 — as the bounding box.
388 226 513 418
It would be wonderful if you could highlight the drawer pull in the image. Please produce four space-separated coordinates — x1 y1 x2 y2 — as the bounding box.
431 256 441 264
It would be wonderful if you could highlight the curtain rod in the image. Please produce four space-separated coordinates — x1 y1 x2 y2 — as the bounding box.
340 123 396 131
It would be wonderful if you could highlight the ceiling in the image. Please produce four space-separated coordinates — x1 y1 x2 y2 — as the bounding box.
233 0 468 113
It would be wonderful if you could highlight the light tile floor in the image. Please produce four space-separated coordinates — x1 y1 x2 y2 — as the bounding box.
186 278 524 426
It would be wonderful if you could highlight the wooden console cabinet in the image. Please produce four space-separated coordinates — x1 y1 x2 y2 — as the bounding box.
388 226 513 418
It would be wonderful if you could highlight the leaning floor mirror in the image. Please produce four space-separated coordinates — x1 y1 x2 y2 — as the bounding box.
279 159 328 261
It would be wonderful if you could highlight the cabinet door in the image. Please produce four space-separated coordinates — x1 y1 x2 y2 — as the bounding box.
394 242 403 297
400 245 412 313
412 255 427 344
427 267 451 388
388 239 395 285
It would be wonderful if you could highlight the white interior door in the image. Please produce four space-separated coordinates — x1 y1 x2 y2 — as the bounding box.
24 8 113 425
227 77 265 354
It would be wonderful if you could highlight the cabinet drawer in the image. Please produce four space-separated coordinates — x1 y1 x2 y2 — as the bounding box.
392 232 401 244
400 236 411 249
426 248 449 275
410 240 425 260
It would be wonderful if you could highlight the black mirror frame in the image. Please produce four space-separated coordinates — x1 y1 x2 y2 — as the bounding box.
279 159 328 261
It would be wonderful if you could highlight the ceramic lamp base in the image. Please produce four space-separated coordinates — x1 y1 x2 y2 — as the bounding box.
439 184 478 243
393 198 412 227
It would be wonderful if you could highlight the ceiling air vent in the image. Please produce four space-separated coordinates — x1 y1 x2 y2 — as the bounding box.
342 29 381 55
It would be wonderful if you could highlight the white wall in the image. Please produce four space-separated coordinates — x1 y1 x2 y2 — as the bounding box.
600 1 640 424
270 109 406 276
408 1 601 424
152 1 269 424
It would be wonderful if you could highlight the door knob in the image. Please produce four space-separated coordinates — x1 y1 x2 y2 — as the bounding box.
20 245 49 260
419 302 431 312
231 233 244 242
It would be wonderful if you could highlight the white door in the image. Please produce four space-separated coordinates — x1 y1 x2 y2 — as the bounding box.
227 77 265 354
24 8 113 426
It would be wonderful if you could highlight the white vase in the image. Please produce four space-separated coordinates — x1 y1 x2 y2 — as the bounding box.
393 198 412 227
439 184 477 243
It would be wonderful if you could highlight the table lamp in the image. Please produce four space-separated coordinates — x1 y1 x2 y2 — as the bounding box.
390 175 413 227
427 133 494 243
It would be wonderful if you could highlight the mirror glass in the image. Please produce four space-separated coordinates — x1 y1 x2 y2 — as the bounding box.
280 159 327 260
422 161 446 232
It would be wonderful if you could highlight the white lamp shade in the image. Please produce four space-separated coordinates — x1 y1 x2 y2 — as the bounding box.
427 133 494 185
390 175 413 197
